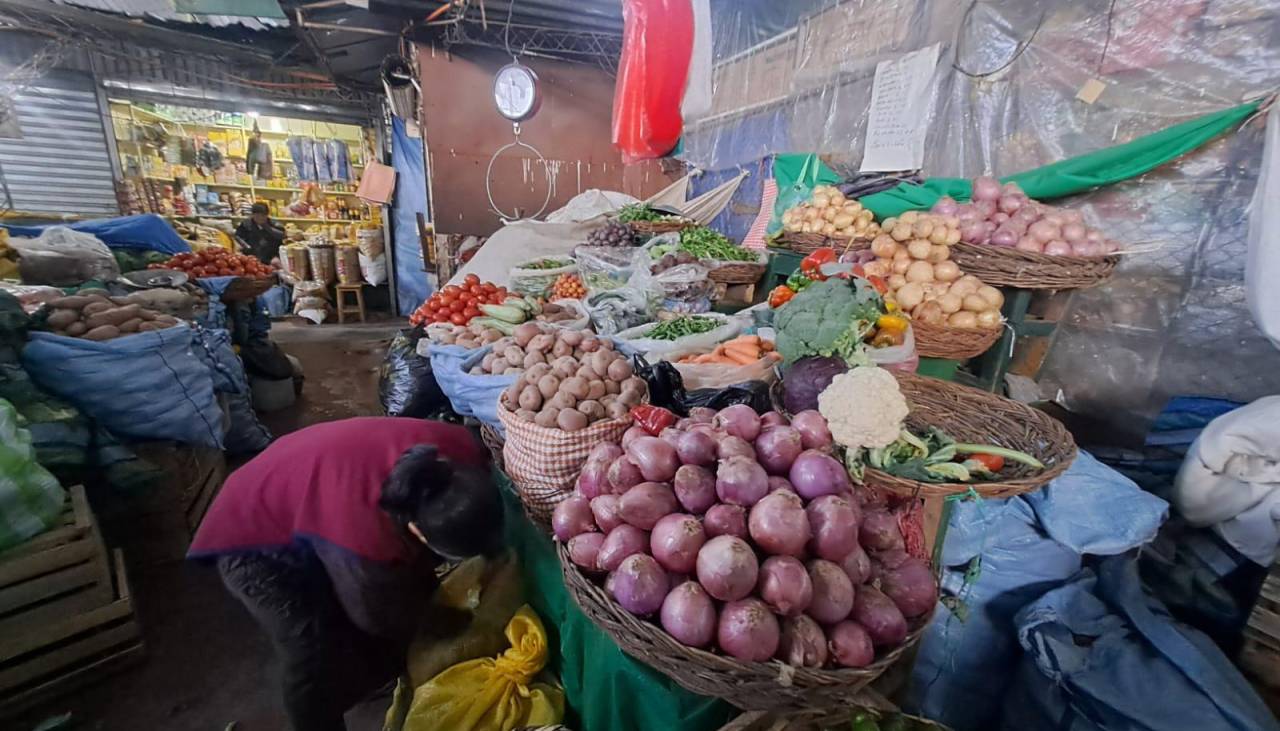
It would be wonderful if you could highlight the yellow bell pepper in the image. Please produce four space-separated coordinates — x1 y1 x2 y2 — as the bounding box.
876 314 909 333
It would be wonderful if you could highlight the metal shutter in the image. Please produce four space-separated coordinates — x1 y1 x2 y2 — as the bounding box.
0 72 118 216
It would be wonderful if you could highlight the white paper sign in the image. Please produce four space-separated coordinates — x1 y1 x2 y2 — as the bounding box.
860 43 941 172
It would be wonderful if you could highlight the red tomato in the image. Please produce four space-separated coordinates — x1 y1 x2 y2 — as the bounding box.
462 306 480 319
450 300 465 312
966 453 1006 472
449 312 467 325
464 273 480 286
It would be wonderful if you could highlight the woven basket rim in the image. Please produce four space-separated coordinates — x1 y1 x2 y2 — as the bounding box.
910 318 1003 360
948 241 1119 290
558 542 931 711
773 231 876 256
864 372 1077 499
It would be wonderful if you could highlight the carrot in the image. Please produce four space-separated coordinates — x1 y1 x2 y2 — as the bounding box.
725 349 758 365
759 340 775 352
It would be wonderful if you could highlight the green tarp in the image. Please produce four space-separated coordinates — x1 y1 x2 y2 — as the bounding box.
858 100 1263 218
500 475 735 731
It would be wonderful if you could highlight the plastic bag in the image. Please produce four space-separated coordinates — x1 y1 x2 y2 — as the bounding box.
402 605 565 731
768 154 844 237
574 245 645 292
543 298 590 331
380 329 449 418
615 313 742 360
651 262 714 314
684 381 773 414
429 344 519 431
292 279 330 324
0 398 66 552
868 325 919 373
673 354 780 391
584 288 652 335
633 355 688 415
10 227 121 286
509 257 577 298
612 0 693 163
360 252 388 286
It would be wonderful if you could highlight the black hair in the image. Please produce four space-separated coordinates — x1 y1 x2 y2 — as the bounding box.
378 445 503 560
251 202 269 215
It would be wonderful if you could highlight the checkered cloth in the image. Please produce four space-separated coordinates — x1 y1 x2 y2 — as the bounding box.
498 405 632 526
741 177 778 251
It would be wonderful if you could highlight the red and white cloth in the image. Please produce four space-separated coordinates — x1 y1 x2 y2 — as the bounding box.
742 177 778 251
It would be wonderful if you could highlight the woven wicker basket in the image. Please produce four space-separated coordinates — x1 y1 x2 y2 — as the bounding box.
479 423 505 470
559 542 932 711
220 275 276 303
862 372 1077 499
630 220 695 237
948 241 1119 290
707 254 769 285
910 319 1002 360
774 231 875 256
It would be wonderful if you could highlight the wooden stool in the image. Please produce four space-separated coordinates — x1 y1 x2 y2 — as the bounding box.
335 284 365 323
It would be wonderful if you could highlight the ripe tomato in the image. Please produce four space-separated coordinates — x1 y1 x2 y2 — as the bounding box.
463 306 480 319
966 453 1006 472
450 299 465 312
464 273 480 286
449 312 467 325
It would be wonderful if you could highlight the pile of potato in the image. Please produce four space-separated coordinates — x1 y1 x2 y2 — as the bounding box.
861 211 1004 330
43 292 180 341
780 185 881 240
492 324 647 432
426 322 507 349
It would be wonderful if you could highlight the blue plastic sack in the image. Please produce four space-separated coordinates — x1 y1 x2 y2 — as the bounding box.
907 452 1169 731
3 214 190 254
21 324 224 448
192 327 271 454
1003 554 1279 731
195 276 233 330
430 344 518 433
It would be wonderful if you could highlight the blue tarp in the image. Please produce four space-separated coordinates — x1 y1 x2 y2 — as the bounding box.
3 214 191 254
391 116 432 315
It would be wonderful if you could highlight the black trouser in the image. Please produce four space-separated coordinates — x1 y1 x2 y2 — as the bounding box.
218 550 403 731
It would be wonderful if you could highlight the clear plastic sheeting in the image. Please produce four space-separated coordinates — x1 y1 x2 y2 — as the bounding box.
684 0 1280 441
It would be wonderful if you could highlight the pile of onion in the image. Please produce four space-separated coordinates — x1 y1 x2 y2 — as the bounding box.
932 176 1121 258
551 405 937 669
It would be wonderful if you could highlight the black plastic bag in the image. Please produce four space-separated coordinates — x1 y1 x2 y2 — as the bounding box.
240 337 294 380
685 381 774 414
379 329 449 418
632 354 688 415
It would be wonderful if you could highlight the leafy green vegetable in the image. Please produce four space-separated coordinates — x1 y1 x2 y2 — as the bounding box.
520 258 572 270
853 426 1041 483
773 278 885 365
617 203 665 222
644 316 719 341
678 227 757 261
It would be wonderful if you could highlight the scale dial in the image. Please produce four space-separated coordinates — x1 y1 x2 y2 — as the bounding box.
493 63 541 122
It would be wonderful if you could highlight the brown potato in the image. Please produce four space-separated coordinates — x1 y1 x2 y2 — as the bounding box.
607 359 634 382
65 321 88 337
577 400 605 420
579 336 600 353
515 409 536 423
529 333 555 353
513 322 541 348
556 408 589 432
552 340 573 358
82 324 120 341
551 356 578 379
46 309 79 329
81 301 112 317
561 376 590 400
622 376 647 394
482 353 497 371
119 318 143 334
518 385 543 412
586 380 607 400
47 295 94 309
606 402 630 420
524 363 552 385
488 356 509 374
599 339 615 351
605 379 621 395
534 407 560 428
575 365 596 381
548 391 577 410
503 346 524 364
504 379 524 407
590 350 614 379
522 350 547 368
559 329 584 347
537 374 561 399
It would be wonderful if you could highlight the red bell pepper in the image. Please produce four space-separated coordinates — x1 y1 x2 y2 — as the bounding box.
799 248 837 280
631 404 677 435
768 285 795 308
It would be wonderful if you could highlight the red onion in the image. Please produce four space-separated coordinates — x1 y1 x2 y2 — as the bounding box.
972 199 997 220
1061 208 1084 224
754 426 804 475
703 504 748 539
748 490 811 556
590 494 624 533
870 548 912 580
717 435 757 462
688 406 717 423
789 449 850 500
992 212 1010 225
552 495 598 541
880 557 938 618
955 204 979 224
839 544 873 585
859 510 904 551
611 553 669 616
675 418 696 430
852 585 908 647
1027 219 1059 243
998 195 1025 215
806 559 855 624
790 411 833 451
658 427 684 447
618 482 679 530
827 621 875 668
989 227 1018 248
660 581 717 648
714 404 762 442
930 196 959 216
757 555 813 616
1085 228 1105 243
717 598 780 662
1072 241 1104 258
1061 222 1086 243
1043 211 1065 227
972 175 1001 202
1042 240 1073 257
597 524 649 572
627 437 680 482
760 411 789 428
1015 236 1043 253
767 476 794 493
675 430 717 466
806 494 860 562
695 535 759 602
587 442 624 465
650 513 706 574
607 457 644 493
778 615 828 668
576 460 612 499
673 464 717 514
621 425 648 450
716 455 769 507
568 532 605 570
960 222 986 243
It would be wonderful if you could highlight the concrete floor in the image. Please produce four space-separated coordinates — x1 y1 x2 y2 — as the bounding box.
14 318 407 731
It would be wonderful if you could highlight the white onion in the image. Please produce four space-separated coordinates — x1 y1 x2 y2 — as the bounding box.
1042 240 1073 257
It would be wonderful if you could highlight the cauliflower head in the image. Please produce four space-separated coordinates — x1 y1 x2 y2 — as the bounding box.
817 366 909 450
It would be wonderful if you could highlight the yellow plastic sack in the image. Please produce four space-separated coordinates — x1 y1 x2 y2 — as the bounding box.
403 605 564 731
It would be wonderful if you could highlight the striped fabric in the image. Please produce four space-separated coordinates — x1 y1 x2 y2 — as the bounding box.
742 177 778 251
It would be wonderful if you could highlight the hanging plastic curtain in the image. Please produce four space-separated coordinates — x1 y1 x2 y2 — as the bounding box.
612 0 694 163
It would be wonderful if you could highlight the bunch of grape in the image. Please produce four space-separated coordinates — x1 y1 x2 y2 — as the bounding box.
586 221 636 247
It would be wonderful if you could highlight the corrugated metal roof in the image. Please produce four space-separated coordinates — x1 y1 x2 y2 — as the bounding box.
54 0 286 30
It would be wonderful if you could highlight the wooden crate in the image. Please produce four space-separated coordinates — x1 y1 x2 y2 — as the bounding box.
1240 563 1280 687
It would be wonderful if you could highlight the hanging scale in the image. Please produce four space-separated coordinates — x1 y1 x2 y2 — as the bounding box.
486 61 551 220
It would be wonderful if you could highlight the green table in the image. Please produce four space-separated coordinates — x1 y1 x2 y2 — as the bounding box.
500 478 735 731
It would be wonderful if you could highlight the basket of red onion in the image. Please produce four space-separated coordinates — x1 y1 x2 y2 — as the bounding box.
551 405 936 711
930 176 1121 289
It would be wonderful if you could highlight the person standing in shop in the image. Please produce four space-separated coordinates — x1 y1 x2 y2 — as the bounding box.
236 202 286 265
188 417 504 731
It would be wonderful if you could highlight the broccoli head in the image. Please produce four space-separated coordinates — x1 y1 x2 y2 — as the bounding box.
774 278 883 364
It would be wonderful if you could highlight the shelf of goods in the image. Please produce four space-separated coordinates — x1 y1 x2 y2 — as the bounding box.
0 486 141 719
